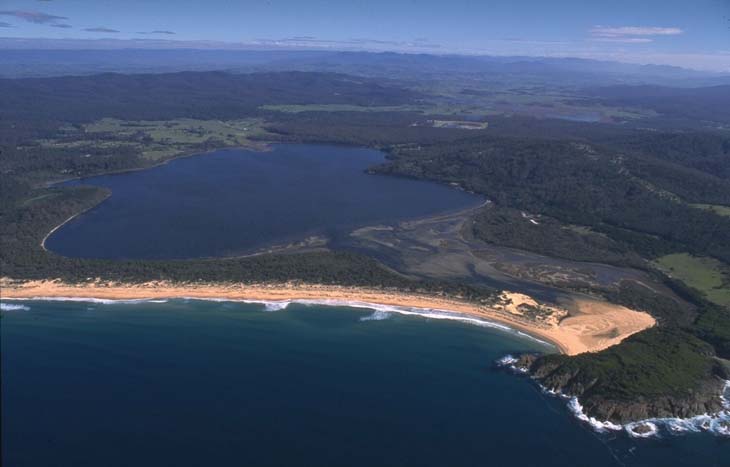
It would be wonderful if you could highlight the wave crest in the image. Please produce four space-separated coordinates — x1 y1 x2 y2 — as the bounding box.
0 302 30 311
5 296 168 305
360 310 392 321
3 296 555 348
546 379 730 438
263 301 290 312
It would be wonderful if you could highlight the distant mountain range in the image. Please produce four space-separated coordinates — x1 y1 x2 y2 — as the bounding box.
1 45 728 87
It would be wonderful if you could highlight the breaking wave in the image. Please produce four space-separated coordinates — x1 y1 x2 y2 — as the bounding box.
569 380 730 438
497 355 730 439
191 298 551 344
0 302 30 311
360 310 392 321
3 297 168 305
170 297 552 346
291 299 553 347
261 301 291 312
3 296 554 347
494 354 528 374
566 397 623 432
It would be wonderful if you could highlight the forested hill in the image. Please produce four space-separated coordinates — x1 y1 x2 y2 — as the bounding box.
373 135 730 264
0 71 420 122
585 84 730 124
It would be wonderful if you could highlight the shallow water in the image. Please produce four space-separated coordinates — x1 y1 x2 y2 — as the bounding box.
3 300 728 466
45 144 483 259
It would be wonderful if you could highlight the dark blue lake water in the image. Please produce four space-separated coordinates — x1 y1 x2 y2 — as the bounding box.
2 300 728 467
46 144 483 259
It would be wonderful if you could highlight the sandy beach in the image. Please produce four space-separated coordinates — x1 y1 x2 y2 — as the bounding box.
0 279 655 355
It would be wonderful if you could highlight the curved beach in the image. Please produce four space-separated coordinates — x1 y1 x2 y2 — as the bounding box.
0 279 655 355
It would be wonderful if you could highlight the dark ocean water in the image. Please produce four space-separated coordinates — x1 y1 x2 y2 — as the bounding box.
3 300 728 467
45 144 483 259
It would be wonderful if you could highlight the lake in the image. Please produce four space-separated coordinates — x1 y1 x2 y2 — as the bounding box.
2 300 728 467
45 144 483 259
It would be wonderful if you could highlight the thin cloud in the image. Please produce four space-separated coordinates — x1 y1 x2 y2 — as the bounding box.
84 27 120 33
350 38 404 46
51 23 72 29
0 21 12 28
591 26 684 37
593 37 654 44
0 10 68 24
272 36 344 44
138 30 176 35
589 25 683 45
260 36 441 50
498 37 572 46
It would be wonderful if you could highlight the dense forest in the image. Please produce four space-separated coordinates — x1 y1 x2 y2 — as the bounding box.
0 71 420 123
585 84 730 125
372 134 730 263
2 70 730 424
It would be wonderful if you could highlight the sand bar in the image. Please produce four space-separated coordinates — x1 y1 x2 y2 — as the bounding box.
0 279 655 356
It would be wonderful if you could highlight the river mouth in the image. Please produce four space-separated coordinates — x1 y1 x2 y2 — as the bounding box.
44 143 484 260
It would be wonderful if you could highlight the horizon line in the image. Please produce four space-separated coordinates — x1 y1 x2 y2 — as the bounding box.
1 36 728 74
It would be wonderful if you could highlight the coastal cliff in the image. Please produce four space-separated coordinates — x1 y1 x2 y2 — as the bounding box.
516 328 730 423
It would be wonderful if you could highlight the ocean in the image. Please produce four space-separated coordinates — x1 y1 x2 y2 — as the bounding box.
2 299 728 466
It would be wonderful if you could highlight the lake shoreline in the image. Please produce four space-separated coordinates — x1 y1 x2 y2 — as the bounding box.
0 279 655 356
42 141 272 189
40 190 112 252
43 144 485 260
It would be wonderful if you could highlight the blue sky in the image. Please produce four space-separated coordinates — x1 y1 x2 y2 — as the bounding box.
1 0 729 71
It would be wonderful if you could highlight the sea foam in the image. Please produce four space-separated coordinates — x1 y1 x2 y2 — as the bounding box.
2 296 167 305
567 397 623 432
296 299 553 347
495 354 528 374
262 301 291 312
2 296 554 348
498 355 730 439
0 302 30 311
555 382 730 438
221 297 553 346
219 298 552 345
360 310 392 321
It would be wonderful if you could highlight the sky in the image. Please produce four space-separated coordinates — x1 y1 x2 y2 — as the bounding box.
0 0 729 71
